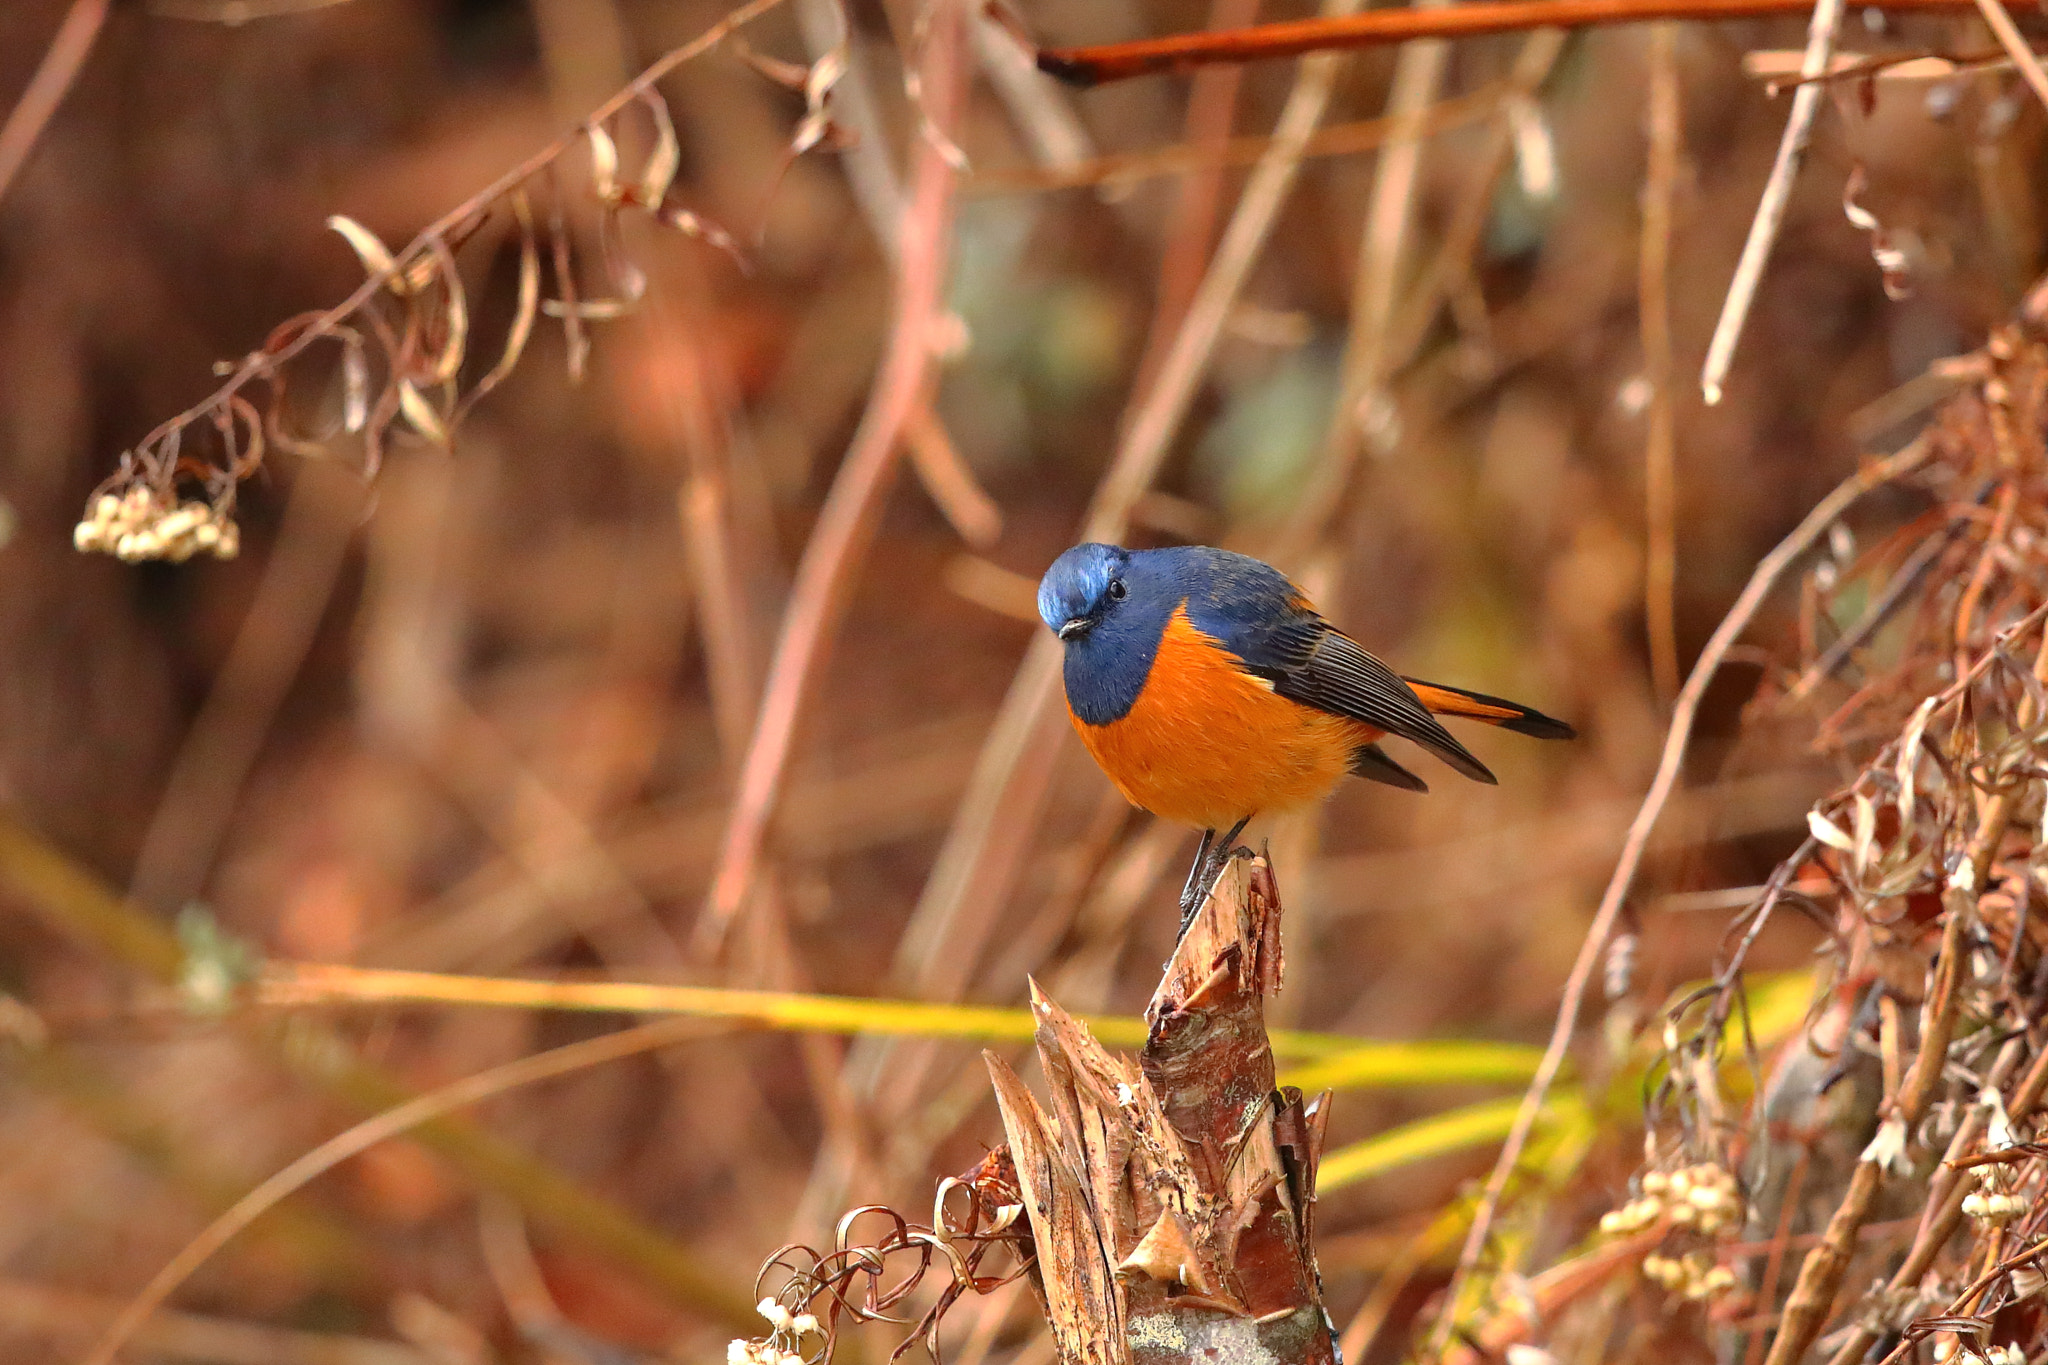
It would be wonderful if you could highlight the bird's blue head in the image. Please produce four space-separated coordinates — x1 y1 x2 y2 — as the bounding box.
1037 543 1131 642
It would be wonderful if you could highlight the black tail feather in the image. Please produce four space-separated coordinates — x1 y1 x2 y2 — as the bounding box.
1402 679 1577 741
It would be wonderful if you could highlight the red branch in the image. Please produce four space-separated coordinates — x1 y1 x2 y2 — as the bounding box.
1037 0 2037 84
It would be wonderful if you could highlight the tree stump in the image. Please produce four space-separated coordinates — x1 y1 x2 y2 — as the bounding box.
984 856 1337 1365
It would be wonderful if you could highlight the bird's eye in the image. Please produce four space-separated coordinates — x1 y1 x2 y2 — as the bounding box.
1106 578 1127 601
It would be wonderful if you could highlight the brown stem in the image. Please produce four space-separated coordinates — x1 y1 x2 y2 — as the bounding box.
1433 438 1933 1355
696 0 969 955
0 0 110 207
1774 621 2048 1365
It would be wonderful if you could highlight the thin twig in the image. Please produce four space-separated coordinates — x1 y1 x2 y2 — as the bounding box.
1430 437 1933 1353
0 0 111 208
905 401 1003 550
79 1016 727 1365
1699 0 1845 404
964 89 1501 196
127 0 795 455
1032 0 2031 84
1643 23 1683 704
1271 2 1452 563
1127 0 1262 403
696 0 969 955
889 0 1371 1013
1776 623 2048 1365
1969 0 2048 111
1785 512 1962 703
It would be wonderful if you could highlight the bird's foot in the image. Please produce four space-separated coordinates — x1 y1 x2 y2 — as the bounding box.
1172 818 1253 946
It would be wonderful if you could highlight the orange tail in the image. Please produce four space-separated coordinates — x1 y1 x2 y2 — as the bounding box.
1403 680 1576 740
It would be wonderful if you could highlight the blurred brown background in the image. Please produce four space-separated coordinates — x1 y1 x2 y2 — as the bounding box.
0 0 2033 1360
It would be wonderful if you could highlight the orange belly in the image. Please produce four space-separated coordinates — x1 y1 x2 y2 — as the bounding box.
1068 605 1380 829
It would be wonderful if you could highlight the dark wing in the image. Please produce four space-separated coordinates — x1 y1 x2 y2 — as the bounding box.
1269 628 1498 785
1350 742 1429 791
1165 546 1498 785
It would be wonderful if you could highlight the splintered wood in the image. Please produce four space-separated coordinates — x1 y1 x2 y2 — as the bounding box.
983 858 1337 1365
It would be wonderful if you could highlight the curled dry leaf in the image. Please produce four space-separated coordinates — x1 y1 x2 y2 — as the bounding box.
587 122 622 203
1844 163 1911 300
422 233 469 385
327 214 402 287
396 381 449 444
637 89 681 207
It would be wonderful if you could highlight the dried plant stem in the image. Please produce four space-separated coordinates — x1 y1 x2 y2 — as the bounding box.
1128 0 1262 402
0 0 110 207
1642 23 1683 704
891 0 1368 1015
696 0 967 956
1699 0 1844 404
1035 0 2026 83
127 466 362 912
132 0 793 453
1273 5 1450 562
905 402 1003 550
80 1016 729 1365
1430 436 1932 1355
965 89 1501 196
1970 0 2048 110
1822 1038 2032 1365
0 815 754 1334
1770 621 2048 1365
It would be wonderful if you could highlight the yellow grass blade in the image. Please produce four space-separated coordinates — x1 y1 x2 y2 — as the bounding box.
1279 1039 1553 1091
260 963 1544 1085
1317 1096 1529 1192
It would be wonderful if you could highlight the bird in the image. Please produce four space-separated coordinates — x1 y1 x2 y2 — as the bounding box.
1037 542 1575 931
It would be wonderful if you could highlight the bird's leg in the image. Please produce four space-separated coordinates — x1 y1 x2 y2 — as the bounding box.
1177 828 1217 925
1176 817 1252 940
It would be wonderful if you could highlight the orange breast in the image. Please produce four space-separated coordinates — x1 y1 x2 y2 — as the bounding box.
1068 604 1381 830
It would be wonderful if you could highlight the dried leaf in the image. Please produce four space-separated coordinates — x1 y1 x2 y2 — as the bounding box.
459 189 540 420
541 297 636 320
637 90 681 207
326 214 401 288
1844 164 1911 300
546 176 589 382
587 122 621 202
1808 809 1857 854
597 209 646 306
341 334 370 433
726 33 810 89
396 381 449 444
661 204 746 266
423 233 469 384
1505 94 1558 203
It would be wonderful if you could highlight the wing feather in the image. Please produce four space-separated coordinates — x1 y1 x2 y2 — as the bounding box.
1270 630 1498 785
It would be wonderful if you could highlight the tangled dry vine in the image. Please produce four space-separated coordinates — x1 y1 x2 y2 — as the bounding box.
71 0 830 564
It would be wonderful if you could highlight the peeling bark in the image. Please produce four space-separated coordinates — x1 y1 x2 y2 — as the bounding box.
983 857 1338 1365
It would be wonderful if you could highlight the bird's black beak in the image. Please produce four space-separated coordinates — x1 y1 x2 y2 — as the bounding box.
1057 618 1090 641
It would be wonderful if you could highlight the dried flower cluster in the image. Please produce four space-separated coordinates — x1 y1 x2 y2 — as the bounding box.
727 1297 825 1365
1598 1163 1742 1303
72 487 240 562
1597 1161 1743 1238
